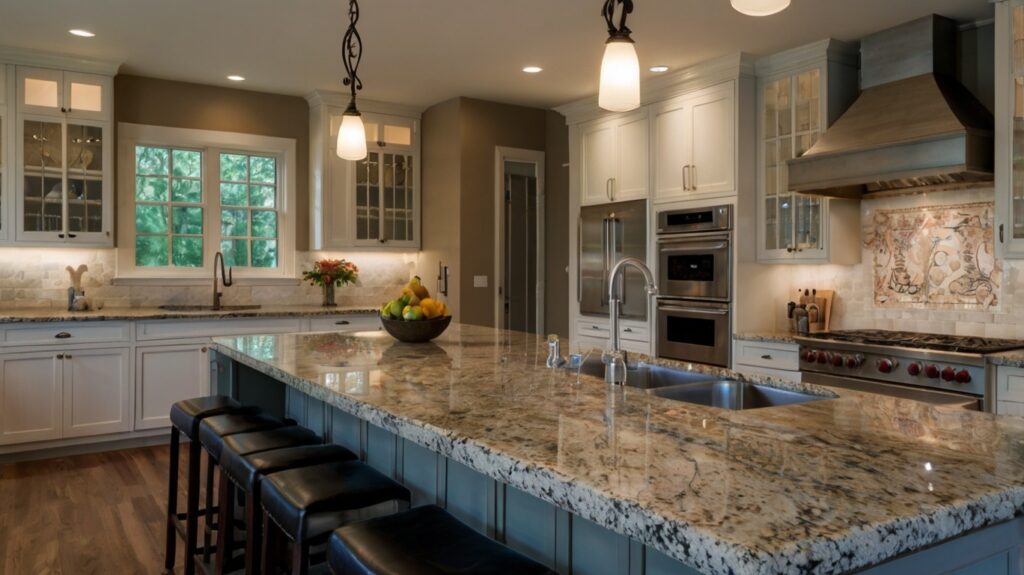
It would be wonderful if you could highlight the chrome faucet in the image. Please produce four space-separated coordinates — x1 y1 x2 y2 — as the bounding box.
213 251 233 310
605 257 658 383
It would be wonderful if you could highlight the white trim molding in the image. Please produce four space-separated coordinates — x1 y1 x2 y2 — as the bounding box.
0 46 121 76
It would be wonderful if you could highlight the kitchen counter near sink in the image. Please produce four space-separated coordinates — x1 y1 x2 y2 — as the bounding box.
212 324 1024 575
0 305 378 324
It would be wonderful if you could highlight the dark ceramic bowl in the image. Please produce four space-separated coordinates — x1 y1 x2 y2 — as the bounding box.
380 315 452 343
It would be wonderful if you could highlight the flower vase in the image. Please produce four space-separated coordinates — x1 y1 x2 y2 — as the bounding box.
322 283 337 307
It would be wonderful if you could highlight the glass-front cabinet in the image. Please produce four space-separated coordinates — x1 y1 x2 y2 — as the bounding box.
13 66 112 244
755 40 860 264
997 0 1024 257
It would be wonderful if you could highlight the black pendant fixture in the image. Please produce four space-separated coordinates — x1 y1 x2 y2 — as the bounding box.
336 0 367 160
598 0 640 112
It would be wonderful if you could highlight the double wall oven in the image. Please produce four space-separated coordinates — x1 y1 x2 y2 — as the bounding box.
656 205 733 367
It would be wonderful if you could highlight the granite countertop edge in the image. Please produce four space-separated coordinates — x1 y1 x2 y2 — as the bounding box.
733 332 799 345
210 332 1024 575
0 306 379 324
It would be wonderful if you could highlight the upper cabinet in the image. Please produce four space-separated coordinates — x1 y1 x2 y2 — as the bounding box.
1 60 116 246
308 92 421 250
754 40 860 264
653 81 736 202
997 0 1024 258
579 109 648 205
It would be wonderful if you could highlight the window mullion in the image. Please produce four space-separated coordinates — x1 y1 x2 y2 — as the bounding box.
207 147 221 270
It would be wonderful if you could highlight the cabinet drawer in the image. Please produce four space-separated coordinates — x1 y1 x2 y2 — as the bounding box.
619 324 649 343
308 315 381 333
577 320 610 338
997 401 1024 417
0 322 130 347
996 367 1024 403
734 340 800 371
576 319 650 343
137 317 304 340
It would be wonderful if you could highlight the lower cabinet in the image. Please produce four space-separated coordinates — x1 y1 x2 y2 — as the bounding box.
135 343 211 430
62 348 131 438
0 347 131 445
0 352 62 445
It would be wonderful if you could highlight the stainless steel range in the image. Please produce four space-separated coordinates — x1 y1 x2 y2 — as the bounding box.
795 330 1024 411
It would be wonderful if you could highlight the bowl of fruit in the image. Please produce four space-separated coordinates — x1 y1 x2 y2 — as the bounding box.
379 276 452 343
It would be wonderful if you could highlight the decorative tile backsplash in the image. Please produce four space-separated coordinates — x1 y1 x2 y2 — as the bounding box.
0 248 416 310
783 187 1024 338
866 201 1000 309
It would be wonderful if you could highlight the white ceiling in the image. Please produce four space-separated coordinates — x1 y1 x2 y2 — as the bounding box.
0 0 994 110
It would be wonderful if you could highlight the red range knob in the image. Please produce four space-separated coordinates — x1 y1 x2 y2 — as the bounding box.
878 359 894 374
804 350 817 363
955 370 972 384
941 367 956 382
832 354 845 367
907 362 922 376
846 356 860 368
925 365 940 379
817 352 829 364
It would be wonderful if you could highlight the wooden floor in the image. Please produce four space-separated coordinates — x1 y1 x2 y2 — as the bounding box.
0 444 202 575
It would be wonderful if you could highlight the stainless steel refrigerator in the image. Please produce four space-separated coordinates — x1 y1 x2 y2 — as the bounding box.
579 199 648 320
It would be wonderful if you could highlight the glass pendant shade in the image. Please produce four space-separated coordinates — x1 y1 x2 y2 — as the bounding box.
336 112 368 161
730 0 790 17
598 39 640 112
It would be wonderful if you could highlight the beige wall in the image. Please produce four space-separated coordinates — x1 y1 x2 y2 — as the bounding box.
114 75 312 249
544 110 570 337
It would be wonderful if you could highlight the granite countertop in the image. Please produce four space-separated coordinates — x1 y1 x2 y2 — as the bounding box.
0 305 378 323
734 331 799 345
987 350 1024 369
212 324 1024 575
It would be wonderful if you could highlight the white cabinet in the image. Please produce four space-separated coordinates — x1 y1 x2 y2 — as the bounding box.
732 339 801 382
996 1 1024 258
62 348 131 438
754 40 860 264
135 343 211 430
308 92 422 250
995 365 1024 415
653 82 736 202
579 109 648 205
0 351 62 445
13 66 113 246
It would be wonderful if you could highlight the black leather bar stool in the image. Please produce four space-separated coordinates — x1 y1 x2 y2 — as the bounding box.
327 505 557 575
165 396 260 575
217 443 358 575
191 411 293 572
259 460 412 575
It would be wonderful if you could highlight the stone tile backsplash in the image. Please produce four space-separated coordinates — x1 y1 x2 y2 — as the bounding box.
0 248 416 310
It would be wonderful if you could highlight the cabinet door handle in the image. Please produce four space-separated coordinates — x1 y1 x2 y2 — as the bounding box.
1000 224 1005 244
591 325 601 330
335 320 350 326
55 332 72 339
761 354 773 360
623 327 633 333
606 178 612 201
64 354 73 359
691 165 697 190
56 353 64 359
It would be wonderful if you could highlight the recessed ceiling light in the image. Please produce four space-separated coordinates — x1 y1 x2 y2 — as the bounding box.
522 66 543 74
649 65 670 73
227 75 246 82
69 29 95 38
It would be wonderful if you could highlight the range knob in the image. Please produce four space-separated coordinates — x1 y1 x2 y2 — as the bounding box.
925 365 941 379
817 351 829 364
877 359 896 374
846 355 864 369
831 354 845 367
907 362 922 376
955 370 972 384
941 367 956 382
803 350 817 363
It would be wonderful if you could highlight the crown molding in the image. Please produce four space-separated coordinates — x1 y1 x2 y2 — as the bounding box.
306 90 424 118
753 38 860 78
0 45 121 75
555 52 755 125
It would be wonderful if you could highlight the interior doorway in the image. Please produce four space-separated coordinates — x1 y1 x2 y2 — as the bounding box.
495 147 545 333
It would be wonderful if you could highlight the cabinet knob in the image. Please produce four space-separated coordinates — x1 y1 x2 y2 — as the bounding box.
56 353 64 359
761 354 773 360
200 347 208 353
55 332 72 339
65 354 73 359
335 320 351 325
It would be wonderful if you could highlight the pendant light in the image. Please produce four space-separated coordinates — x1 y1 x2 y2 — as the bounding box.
336 0 368 161
731 0 790 17
598 0 640 112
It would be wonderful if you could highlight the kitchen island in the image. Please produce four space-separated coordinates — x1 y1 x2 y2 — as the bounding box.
211 324 1024 575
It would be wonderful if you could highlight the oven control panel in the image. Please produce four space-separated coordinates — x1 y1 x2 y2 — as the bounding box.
798 347 986 397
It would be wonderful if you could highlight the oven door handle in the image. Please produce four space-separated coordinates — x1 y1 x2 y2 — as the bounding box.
658 241 728 253
658 304 729 316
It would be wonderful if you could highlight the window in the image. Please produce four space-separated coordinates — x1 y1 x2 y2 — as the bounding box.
117 124 295 280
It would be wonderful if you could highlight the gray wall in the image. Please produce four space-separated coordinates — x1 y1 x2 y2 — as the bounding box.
544 111 570 338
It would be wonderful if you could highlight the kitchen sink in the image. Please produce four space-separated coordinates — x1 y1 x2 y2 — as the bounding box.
159 304 263 311
649 380 829 410
571 356 829 410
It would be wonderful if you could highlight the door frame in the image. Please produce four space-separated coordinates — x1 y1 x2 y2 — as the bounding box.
494 147 546 332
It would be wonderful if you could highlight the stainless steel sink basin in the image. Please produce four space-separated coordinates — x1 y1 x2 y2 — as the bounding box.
159 304 262 311
649 380 829 410
572 356 829 410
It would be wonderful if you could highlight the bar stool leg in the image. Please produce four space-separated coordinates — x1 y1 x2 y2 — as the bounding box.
244 490 261 575
163 426 180 574
260 511 276 575
184 438 203 575
291 541 309 575
203 450 217 565
214 471 236 575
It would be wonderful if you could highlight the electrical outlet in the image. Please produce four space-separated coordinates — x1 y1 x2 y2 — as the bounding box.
473 275 488 288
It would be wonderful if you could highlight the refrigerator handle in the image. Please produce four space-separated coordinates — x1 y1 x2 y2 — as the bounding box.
611 218 624 305
602 218 610 307
576 215 582 303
